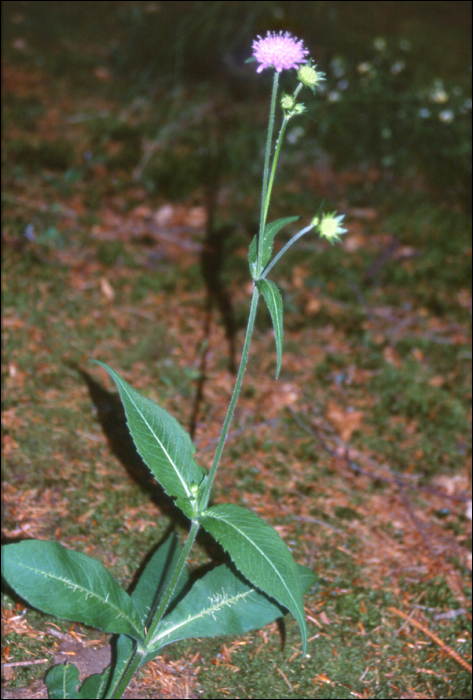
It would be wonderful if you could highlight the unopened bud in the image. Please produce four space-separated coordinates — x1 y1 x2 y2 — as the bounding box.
297 64 325 91
281 93 296 111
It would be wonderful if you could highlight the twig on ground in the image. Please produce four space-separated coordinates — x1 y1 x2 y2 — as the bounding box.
1 659 50 668
389 607 472 674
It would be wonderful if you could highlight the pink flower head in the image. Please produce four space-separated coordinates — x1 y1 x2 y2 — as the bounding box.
252 31 309 74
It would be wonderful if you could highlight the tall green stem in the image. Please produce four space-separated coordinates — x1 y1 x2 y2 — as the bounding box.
199 286 260 511
106 647 143 700
257 72 279 277
262 116 288 226
263 82 304 229
146 520 200 644
108 289 262 699
107 520 200 699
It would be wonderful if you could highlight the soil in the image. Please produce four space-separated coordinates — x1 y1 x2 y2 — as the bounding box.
2 632 199 699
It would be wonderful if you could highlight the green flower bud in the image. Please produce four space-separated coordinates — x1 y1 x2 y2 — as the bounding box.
313 212 347 245
293 103 306 115
297 64 326 92
281 93 296 111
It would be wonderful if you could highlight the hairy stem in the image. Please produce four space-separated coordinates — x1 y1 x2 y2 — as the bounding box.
106 647 144 700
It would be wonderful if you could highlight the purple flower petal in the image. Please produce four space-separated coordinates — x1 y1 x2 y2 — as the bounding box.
252 31 309 74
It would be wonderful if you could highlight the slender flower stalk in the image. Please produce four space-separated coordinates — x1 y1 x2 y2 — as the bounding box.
257 72 279 277
260 223 315 280
201 31 320 507
202 31 318 494
263 82 304 228
252 31 310 278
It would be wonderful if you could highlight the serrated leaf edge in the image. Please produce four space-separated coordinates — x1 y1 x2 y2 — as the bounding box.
91 361 195 501
199 506 306 651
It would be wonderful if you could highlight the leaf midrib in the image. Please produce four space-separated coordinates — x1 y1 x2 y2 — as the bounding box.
204 510 300 614
10 557 141 634
150 589 251 647
119 380 192 499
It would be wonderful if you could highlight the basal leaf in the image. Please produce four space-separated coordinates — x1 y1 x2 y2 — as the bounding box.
45 664 81 700
257 279 283 378
147 562 316 654
1 540 145 642
90 361 206 519
47 551 180 700
198 504 308 654
261 216 300 271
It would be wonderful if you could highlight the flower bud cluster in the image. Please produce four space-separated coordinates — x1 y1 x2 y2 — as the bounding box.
281 93 307 118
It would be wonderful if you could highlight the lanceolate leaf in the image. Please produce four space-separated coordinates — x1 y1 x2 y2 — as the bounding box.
249 217 301 280
147 562 317 655
198 504 308 654
1 540 145 642
257 279 284 378
90 361 206 519
260 216 300 271
248 235 258 279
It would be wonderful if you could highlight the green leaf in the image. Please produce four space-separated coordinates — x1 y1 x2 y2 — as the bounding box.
99 635 136 698
248 235 258 279
299 564 319 597
54 640 136 700
90 361 206 519
147 562 316 654
261 216 300 271
45 664 80 700
131 532 188 626
198 504 308 654
257 279 283 378
77 667 111 699
1 540 145 642
104 535 191 695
